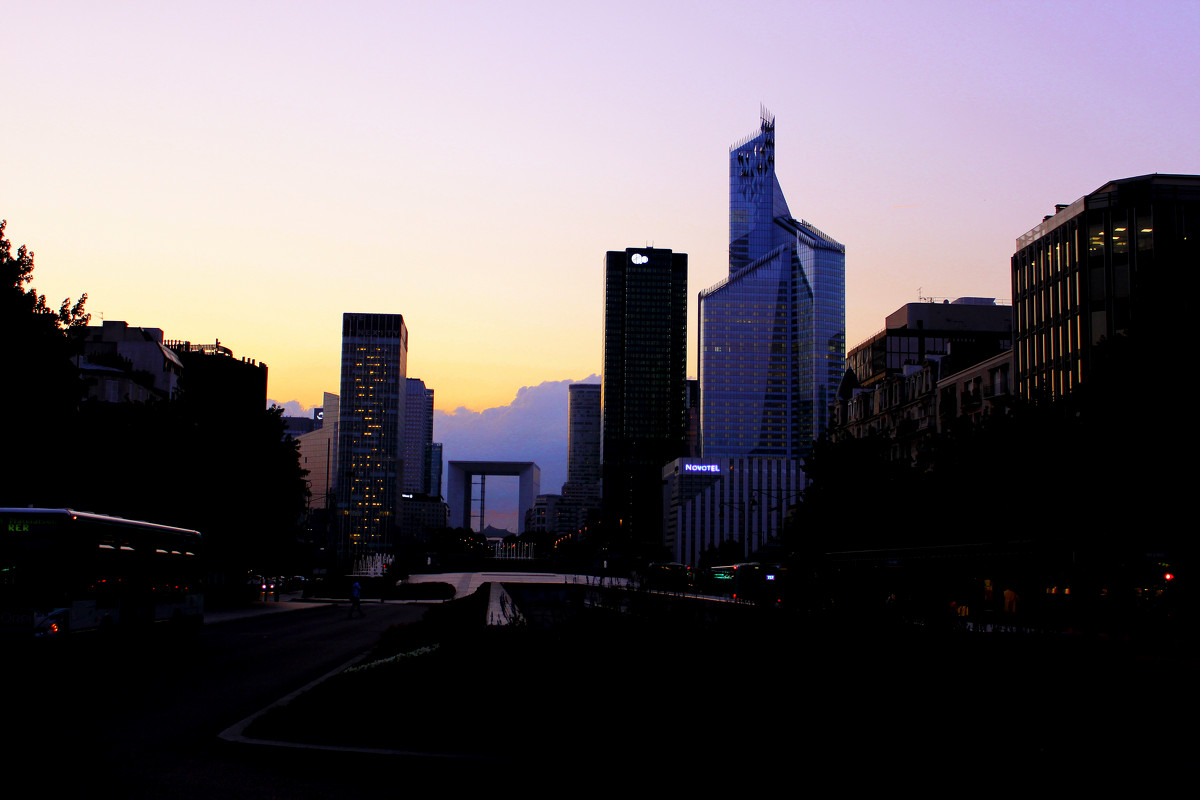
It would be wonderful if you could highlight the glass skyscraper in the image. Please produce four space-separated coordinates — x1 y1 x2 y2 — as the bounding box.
699 110 845 459
602 247 688 541
403 377 435 494
560 383 602 538
337 312 408 559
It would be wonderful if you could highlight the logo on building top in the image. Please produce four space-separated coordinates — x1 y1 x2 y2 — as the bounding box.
683 463 720 473
631 253 649 265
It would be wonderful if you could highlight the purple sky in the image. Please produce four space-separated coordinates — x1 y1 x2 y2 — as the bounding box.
7 2 1199 526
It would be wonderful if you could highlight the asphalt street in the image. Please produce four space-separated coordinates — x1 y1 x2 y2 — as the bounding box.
5 599 438 798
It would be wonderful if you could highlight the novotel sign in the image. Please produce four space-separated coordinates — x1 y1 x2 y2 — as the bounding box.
683 463 721 474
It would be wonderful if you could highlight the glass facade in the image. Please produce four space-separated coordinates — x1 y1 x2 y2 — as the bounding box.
337 312 408 558
403 378 435 494
567 383 602 486
602 248 688 540
560 383 602 538
700 111 845 459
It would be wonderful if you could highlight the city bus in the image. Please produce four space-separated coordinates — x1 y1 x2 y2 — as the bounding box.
644 562 695 592
0 508 203 636
700 562 763 600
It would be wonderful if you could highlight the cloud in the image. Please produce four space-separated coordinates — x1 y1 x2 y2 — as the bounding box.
434 375 600 529
435 374 600 491
268 399 316 417
274 376 604 532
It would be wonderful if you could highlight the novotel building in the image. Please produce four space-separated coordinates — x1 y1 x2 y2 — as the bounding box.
662 457 803 566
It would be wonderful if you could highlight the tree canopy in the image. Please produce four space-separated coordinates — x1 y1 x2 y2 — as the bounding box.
1 220 90 506
1 221 310 600
1 219 90 329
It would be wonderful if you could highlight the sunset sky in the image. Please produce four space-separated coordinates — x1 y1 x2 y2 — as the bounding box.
6 1 1199 420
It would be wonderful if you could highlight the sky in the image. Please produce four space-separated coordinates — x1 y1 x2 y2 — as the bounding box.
6 1 1199 527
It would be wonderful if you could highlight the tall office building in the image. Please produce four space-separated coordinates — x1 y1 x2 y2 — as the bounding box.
602 248 688 541
336 313 408 558
699 110 845 459
1012 173 1199 400
403 378 435 494
560 383 601 537
425 441 443 499
567 383 602 488
297 391 340 511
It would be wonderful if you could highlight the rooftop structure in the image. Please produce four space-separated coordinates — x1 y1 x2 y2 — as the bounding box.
81 321 183 402
845 298 1012 390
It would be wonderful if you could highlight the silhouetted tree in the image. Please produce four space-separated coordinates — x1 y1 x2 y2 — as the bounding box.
1 221 309 597
60 391 310 593
0 220 89 506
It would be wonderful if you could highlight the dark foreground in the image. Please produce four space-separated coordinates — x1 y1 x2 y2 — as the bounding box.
246 588 1194 783
5 589 1192 795
5 602 426 798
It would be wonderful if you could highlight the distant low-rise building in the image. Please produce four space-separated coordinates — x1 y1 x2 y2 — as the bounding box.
845 298 1011 391
80 321 183 403
165 338 268 415
832 298 1013 464
937 350 1014 432
524 493 562 536
282 411 321 438
663 456 802 567
399 492 449 543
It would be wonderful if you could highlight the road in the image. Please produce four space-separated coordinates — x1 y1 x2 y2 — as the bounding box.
5 602 434 798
